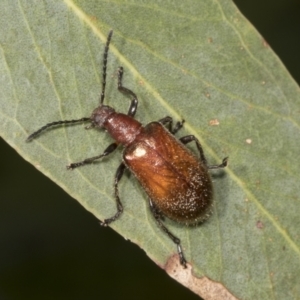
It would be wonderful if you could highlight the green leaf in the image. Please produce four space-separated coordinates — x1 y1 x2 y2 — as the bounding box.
1 0 299 299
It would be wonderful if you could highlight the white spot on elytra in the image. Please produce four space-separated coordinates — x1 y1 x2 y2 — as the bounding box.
133 146 146 157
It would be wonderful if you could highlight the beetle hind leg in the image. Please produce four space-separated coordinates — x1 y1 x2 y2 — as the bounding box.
149 199 187 268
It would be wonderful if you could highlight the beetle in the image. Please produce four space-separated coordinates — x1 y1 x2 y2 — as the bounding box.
27 30 228 267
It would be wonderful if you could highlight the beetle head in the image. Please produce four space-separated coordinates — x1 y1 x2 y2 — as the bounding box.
90 105 115 128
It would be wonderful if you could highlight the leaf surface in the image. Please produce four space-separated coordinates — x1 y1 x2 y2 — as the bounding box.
0 1 299 299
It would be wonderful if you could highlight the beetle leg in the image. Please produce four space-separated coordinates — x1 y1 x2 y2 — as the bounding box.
100 162 126 226
207 157 228 170
149 199 187 268
158 116 173 132
158 116 185 135
148 200 165 221
117 67 138 117
171 119 185 135
180 135 208 165
180 135 228 169
67 142 118 170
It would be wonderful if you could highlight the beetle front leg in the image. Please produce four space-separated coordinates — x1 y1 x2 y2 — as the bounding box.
117 67 138 117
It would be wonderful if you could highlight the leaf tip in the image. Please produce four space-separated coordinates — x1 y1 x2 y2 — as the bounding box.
164 255 238 300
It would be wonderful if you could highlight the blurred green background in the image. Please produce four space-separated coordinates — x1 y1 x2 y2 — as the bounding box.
1 1 299 299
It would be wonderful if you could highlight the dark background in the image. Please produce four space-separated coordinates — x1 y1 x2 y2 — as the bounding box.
1 1 299 299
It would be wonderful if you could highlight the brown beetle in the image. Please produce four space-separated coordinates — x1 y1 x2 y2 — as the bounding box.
27 30 228 267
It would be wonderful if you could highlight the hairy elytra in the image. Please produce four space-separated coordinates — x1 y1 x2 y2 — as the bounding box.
27 30 228 267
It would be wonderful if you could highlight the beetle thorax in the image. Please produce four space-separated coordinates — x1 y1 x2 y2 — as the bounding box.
91 105 143 146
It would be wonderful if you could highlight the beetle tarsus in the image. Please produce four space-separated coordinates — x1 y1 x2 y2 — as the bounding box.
177 244 187 268
207 156 229 169
99 208 123 227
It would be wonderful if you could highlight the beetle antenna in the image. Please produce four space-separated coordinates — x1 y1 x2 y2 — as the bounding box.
99 29 113 105
26 117 90 142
